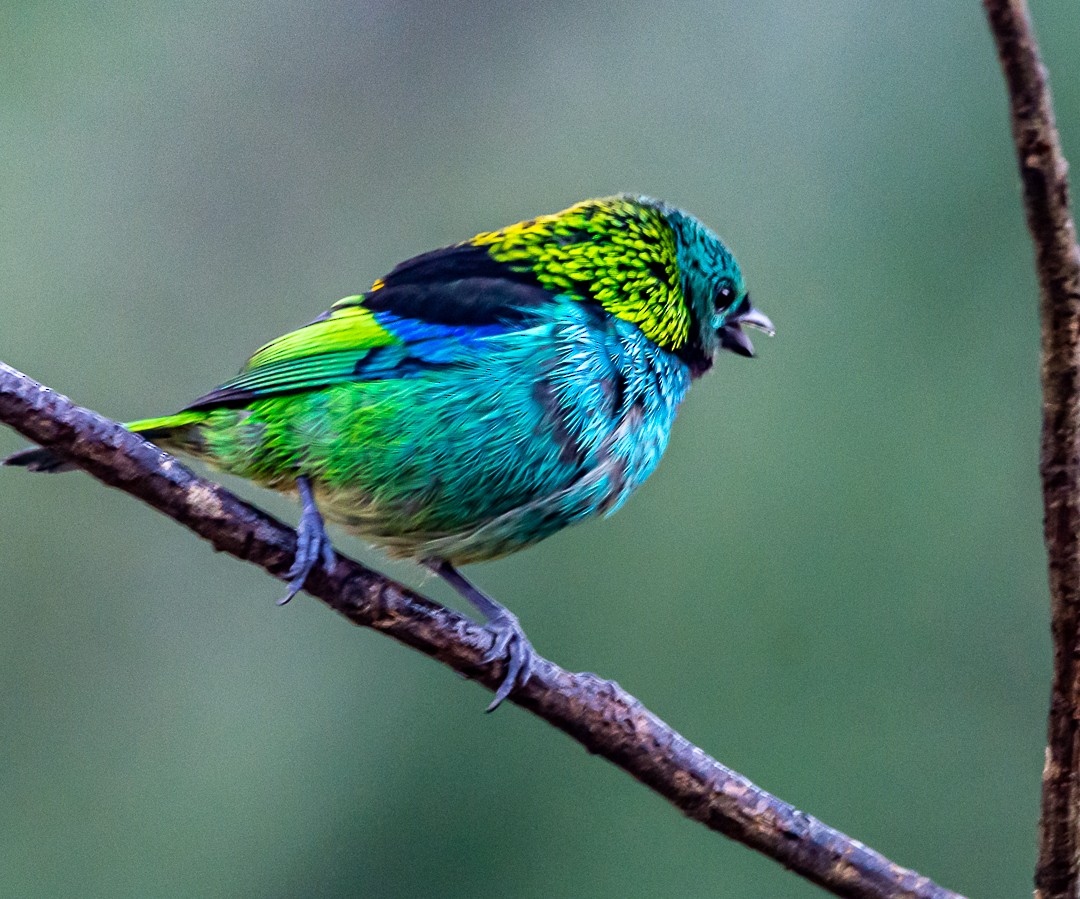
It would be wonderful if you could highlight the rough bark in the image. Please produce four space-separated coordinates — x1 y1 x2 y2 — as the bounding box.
0 361 961 899
983 2 1080 898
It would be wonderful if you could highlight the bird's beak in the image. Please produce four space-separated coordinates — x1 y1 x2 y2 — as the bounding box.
720 301 775 358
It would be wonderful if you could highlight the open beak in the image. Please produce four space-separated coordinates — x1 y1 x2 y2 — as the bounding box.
720 299 775 358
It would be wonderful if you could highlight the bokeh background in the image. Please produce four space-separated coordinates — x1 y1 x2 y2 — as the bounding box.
1 1 1074 896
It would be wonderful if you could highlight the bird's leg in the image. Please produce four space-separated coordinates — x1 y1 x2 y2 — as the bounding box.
278 475 336 605
426 559 536 711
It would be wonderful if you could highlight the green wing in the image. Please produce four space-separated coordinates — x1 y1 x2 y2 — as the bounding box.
183 276 557 410
184 300 399 409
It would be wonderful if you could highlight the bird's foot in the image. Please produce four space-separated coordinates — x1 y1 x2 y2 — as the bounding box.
278 476 335 605
424 558 535 711
481 609 536 712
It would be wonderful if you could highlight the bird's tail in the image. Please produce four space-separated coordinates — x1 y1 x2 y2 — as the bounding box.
4 410 209 474
3 445 78 472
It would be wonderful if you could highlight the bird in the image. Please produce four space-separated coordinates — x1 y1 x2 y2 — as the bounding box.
5 195 773 710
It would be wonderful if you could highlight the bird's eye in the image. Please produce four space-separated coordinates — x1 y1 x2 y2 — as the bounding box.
714 285 734 308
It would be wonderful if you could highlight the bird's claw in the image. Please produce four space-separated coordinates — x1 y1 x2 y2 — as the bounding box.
422 558 534 712
278 479 335 605
482 610 535 712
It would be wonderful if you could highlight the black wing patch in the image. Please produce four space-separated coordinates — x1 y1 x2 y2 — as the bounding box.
381 242 530 287
357 243 557 325
360 277 556 327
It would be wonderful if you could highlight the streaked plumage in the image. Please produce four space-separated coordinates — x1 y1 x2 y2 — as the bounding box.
7 195 772 708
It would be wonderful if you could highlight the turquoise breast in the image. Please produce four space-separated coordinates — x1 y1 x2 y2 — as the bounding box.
305 303 692 563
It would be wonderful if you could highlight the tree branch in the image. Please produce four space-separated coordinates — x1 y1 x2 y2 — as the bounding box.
983 3 1080 898
0 360 961 899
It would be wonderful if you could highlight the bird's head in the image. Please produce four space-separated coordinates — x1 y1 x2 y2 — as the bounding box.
658 201 774 377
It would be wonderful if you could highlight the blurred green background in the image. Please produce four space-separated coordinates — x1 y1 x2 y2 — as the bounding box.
1 1 1073 896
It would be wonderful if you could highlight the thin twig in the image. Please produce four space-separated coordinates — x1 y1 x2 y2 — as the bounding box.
983 2 1080 898
0 361 961 899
